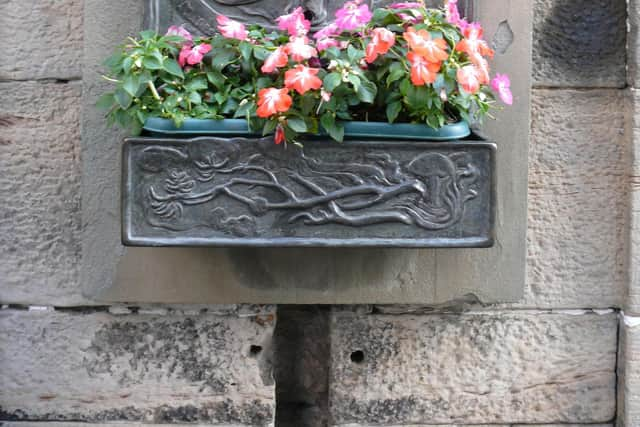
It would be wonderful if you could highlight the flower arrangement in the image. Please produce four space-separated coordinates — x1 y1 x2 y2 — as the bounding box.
99 0 512 144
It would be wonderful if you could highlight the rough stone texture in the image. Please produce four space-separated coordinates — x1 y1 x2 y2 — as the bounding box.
628 91 640 315
619 316 640 427
0 308 276 425
629 0 640 88
0 0 83 81
523 89 628 309
329 311 617 425
533 0 627 88
0 81 88 306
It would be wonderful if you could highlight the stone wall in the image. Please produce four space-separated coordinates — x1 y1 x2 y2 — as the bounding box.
0 0 632 426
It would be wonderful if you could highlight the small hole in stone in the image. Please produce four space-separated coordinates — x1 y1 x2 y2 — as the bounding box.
350 350 365 364
250 345 263 356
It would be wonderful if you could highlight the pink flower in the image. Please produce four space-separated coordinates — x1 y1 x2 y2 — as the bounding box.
313 23 340 40
261 46 289 73
457 64 482 94
445 0 461 25
276 7 311 37
335 0 372 31
317 37 340 51
397 12 423 24
216 15 248 40
166 25 193 45
285 36 318 62
178 43 212 67
389 2 423 8
491 73 513 105
321 89 332 102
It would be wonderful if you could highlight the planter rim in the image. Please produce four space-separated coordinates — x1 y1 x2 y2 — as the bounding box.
143 118 471 141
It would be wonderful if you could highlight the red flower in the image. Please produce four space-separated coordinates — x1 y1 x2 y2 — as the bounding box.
274 124 286 144
256 88 293 118
261 47 289 73
284 65 323 95
365 27 396 63
407 52 440 85
178 43 212 67
403 27 449 63
456 65 482 94
216 15 248 41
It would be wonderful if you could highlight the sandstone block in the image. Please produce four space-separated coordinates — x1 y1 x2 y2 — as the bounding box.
524 89 628 308
0 308 276 425
0 0 83 80
533 0 626 88
329 311 617 425
0 81 87 306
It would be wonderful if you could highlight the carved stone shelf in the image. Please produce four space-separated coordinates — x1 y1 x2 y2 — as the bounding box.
122 136 496 247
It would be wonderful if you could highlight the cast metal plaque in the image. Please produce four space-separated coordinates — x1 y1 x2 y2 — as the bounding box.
122 137 495 247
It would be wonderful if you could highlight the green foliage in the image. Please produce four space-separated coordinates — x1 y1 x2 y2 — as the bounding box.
99 2 503 143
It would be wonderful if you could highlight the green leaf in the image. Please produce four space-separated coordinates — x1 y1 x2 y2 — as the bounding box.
387 62 405 86
406 85 429 109
356 79 377 104
122 56 134 73
122 74 139 96
287 117 307 133
114 88 133 109
347 45 363 62
262 119 278 135
323 73 342 92
188 91 202 105
239 41 253 62
320 113 344 142
185 76 208 91
96 93 114 110
142 55 163 70
211 48 236 71
139 30 156 40
163 59 184 78
347 74 361 91
386 101 402 123
206 70 226 89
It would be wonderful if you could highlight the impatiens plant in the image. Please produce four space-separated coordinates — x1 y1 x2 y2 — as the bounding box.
99 0 512 143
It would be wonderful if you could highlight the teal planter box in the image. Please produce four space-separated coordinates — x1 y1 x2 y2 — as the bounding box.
142 118 472 141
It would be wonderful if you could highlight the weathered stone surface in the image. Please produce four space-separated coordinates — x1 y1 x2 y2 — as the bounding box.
533 0 626 88
0 81 88 306
523 89 628 308
329 311 617 425
1 0 83 80
619 316 640 427
629 0 640 88
0 308 275 425
627 90 640 314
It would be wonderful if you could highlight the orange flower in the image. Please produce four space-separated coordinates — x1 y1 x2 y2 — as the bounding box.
456 65 482 94
261 46 289 73
256 87 293 118
455 22 494 59
365 27 396 63
407 52 441 85
284 65 323 95
403 27 449 63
